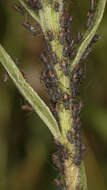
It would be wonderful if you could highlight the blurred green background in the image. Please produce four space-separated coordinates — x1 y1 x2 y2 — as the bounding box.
0 0 107 190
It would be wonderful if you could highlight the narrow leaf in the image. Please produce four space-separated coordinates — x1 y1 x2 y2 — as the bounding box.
0 44 61 140
71 0 107 70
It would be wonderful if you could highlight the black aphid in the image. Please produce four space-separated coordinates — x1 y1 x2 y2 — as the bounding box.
67 131 73 144
63 93 70 110
61 60 69 76
13 4 25 15
47 30 54 41
54 2 59 12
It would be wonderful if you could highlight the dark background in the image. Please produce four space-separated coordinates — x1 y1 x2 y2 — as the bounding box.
0 0 107 190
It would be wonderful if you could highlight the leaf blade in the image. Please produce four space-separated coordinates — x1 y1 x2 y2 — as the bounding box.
0 44 61 140
71 0 107 70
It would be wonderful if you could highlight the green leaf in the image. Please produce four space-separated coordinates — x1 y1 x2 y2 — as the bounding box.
0 44 61 140
71 0 107 71
19 0 40 23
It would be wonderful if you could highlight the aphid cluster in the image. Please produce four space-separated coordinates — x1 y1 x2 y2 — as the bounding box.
13 3 42 37
60 12 76 61
52 140 69 189
70 64 86 165
40 49 62 128
59 11 83 77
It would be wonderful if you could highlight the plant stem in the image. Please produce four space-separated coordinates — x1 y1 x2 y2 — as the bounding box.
39 1 80 189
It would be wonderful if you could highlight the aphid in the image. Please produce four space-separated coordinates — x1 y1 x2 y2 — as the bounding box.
79 100 84 111
67 15 73 29
52 153 59 165
40 71 51 88
80 143 86 153
49 89 61 104
40 52 48 63
49 90 57 103
67 131 73 144
72 101 83 119
60 12 68 28
72 122 81 130
75 139 81 148
45 40 52 52
59 31 65 45
50 88 62 102
22 22 39 35
47 30 54 41
69 50 75 60
66 29 72 43
13 4 25 15
36 1 42 9
81 47 92 60
72 104 79 119
77 65 85 78
51 52 57 64
73 155 81 165
54 2 59 12
62 148 69 160
72 73 79 84
86 10 94 28
63 93 70 110
75 131 81 140
61 60 69 76
69 39 75 50
76 32 83 43
53 139 64 150
40 71 47 81
50 103 60 128
40 53 53 71
52 153 63 172
89 34 101 46
71 85 79 99
75 116 81 125
47 71 58 87
56 88 62 100
63 45 69 57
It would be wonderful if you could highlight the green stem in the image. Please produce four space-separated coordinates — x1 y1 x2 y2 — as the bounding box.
39 2 80 190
